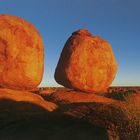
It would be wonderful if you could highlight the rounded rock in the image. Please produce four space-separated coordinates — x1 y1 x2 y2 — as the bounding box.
0 14 44 89
55 29 117 93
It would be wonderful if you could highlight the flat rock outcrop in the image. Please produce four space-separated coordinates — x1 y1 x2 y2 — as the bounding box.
43 89 121 105
0 87 139 140
39 87 140 140
0 14 44 90
55 29 117 93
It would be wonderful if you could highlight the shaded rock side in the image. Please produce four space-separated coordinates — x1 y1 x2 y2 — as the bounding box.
0 14 44 90
55 29 117 93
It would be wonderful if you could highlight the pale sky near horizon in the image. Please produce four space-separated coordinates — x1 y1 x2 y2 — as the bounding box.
0 0 140 87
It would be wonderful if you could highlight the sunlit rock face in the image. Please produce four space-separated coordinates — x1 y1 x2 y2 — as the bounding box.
0 14 44 90
55 29 117 93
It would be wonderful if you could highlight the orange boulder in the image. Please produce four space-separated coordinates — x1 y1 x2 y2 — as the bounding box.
0 14 44 89
55 29 117 93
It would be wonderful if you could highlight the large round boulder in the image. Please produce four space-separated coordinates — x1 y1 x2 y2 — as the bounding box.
0 14 44 89
55 29 117 93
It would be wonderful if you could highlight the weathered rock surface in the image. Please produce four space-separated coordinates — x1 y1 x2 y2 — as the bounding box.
42 89 121 105
39 87 140 140
0 14 44 90
55 29 117 93
0 88 57 111
0 87 139 140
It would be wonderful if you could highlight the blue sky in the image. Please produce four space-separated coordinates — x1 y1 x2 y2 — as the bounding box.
0 0 140 87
